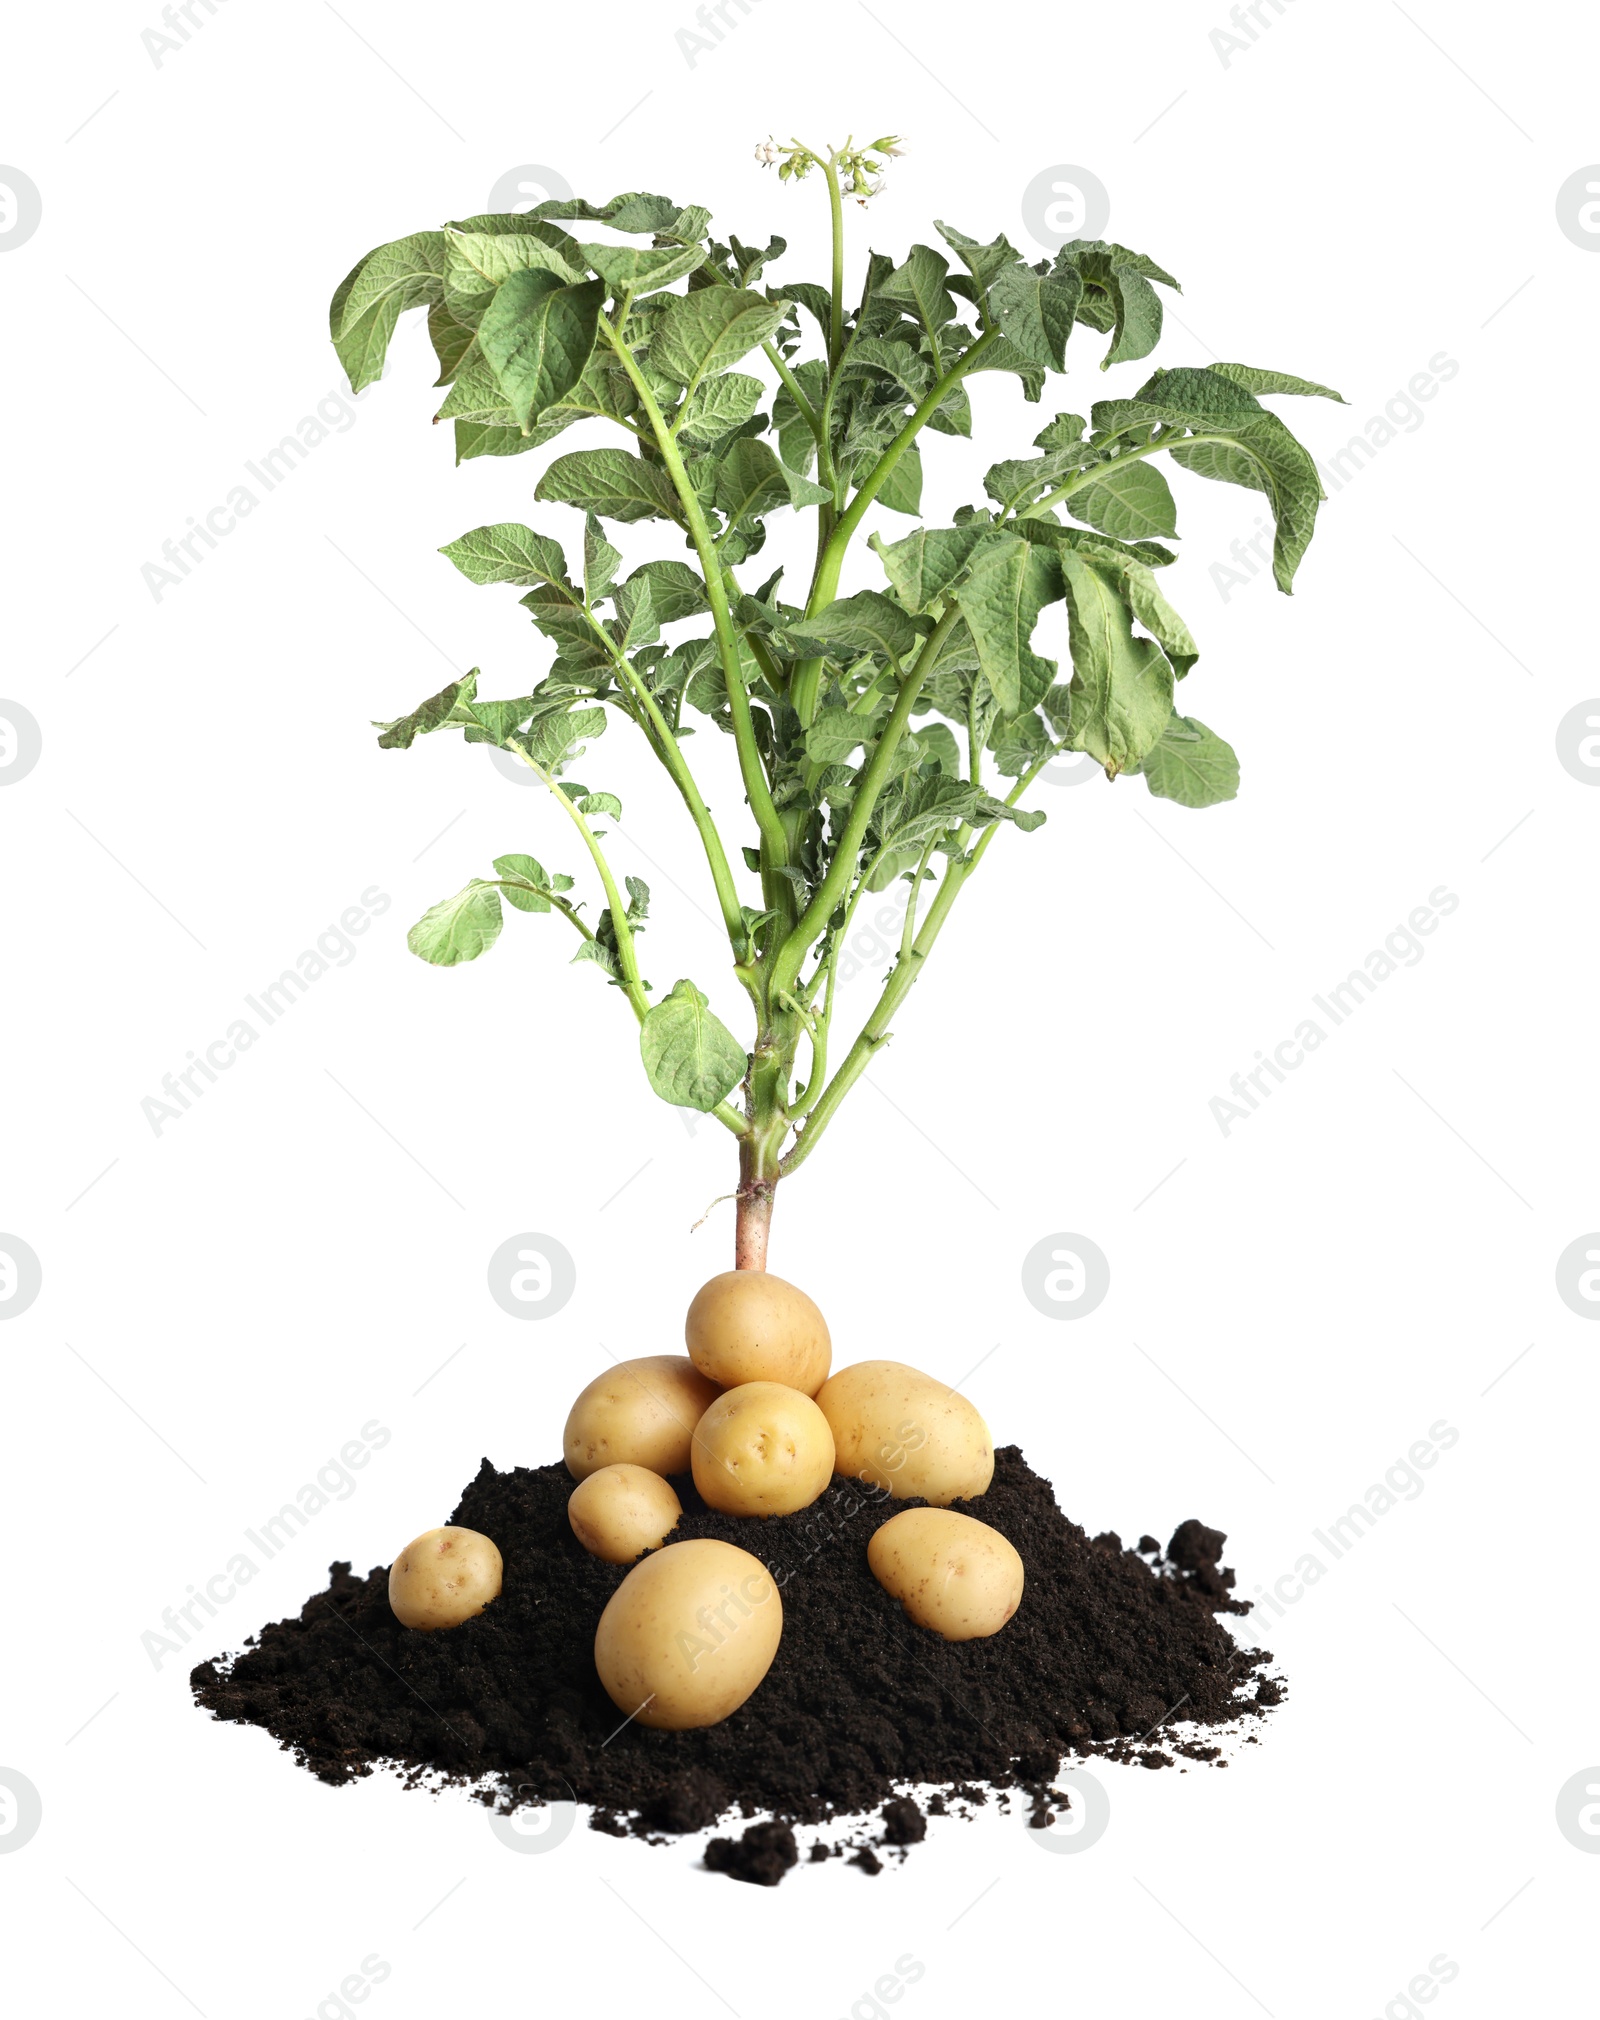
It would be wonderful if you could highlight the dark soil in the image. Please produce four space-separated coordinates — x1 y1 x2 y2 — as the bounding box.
191 1447 1282 1878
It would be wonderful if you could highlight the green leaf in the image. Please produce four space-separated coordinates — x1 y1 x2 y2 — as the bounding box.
934 220 1023 298
724 232 786 287
519 705 606 773
375 672 477 749
771 279 833 335
839 337 936 404
492 852 554 912
582 512 621 604
433 347 522 427
520 579 598 662
537 448 684 524
1210 362 1346 403
869 443 922 516
973 793 1047 833
713 438 830 527
1135 712 1239 808
329 232 447 393
871 523 989 614
462 697 541 746
1055 241 1177 368
914 721 963 775
650 288 788 395
804 708 873 765
571 937 619 981
453 420 544 463
478 271 605 431
622 560 709 625
952 533 1061 716
983 432 1096 514
578 239 707 292
1058 551 1174 775
875 772 984 853
439 523 569 588
427 298 477 385
877 245 957 339
678 370 764 445
444 345 637 447
990 709 1054 778
773 357 826 473
533 192 712 242
640 979 747 1111
967 333 1046 403
1015 517 1178 572
407 881 503 965
578 791 623 820
1064 460 1179 542
1085 550 1198 676
787 590 923 663
1128 366 1324 590
612 576 656 651
927 382 973 438
442 224 587 326
990 263 1082 372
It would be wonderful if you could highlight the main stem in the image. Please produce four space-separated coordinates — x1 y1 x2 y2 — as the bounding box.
735 1023 792 1270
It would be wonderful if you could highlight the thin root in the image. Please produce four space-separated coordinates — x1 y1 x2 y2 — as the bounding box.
689 1191 738 1235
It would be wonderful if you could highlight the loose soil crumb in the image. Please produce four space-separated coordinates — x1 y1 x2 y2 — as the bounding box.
704 1819 798 1886
191 1448 1282 1881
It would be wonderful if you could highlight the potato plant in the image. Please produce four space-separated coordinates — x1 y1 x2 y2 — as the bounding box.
331 136 1339 1269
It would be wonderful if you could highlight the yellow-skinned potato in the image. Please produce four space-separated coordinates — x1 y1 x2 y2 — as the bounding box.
867 1508 1023 1641
691 1381 835 1517
685 1270 832 1395
564 1355 721 1481
388 1526 502 1631
594 1538 782 1729
568 1464 682 1564
816 1359 993 1506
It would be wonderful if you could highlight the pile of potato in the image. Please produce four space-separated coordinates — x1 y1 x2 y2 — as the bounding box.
386 1271 1023 1732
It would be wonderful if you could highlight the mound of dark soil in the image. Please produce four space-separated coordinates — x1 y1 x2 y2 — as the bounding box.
191 1448 1281 1877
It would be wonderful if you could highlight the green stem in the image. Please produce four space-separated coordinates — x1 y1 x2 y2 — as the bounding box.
787 971 831 1120
697 243 829 478
790 329 1000 729
598 315 789 874
781 743 1063 1176
780 855 955 1177
490 836 746 1142
1019 430 1235 524
819 841 890 986
823 154 846 366
901 835 940 960
509 748 649 1024
582 613 747 946
489 880 594 947
770 602 960 1003
824 328 1001 576
763 339 824 454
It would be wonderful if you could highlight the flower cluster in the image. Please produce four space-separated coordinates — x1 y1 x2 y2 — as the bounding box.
754 134 906 204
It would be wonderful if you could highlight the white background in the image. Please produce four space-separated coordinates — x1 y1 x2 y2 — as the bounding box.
2 0 1597 2013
